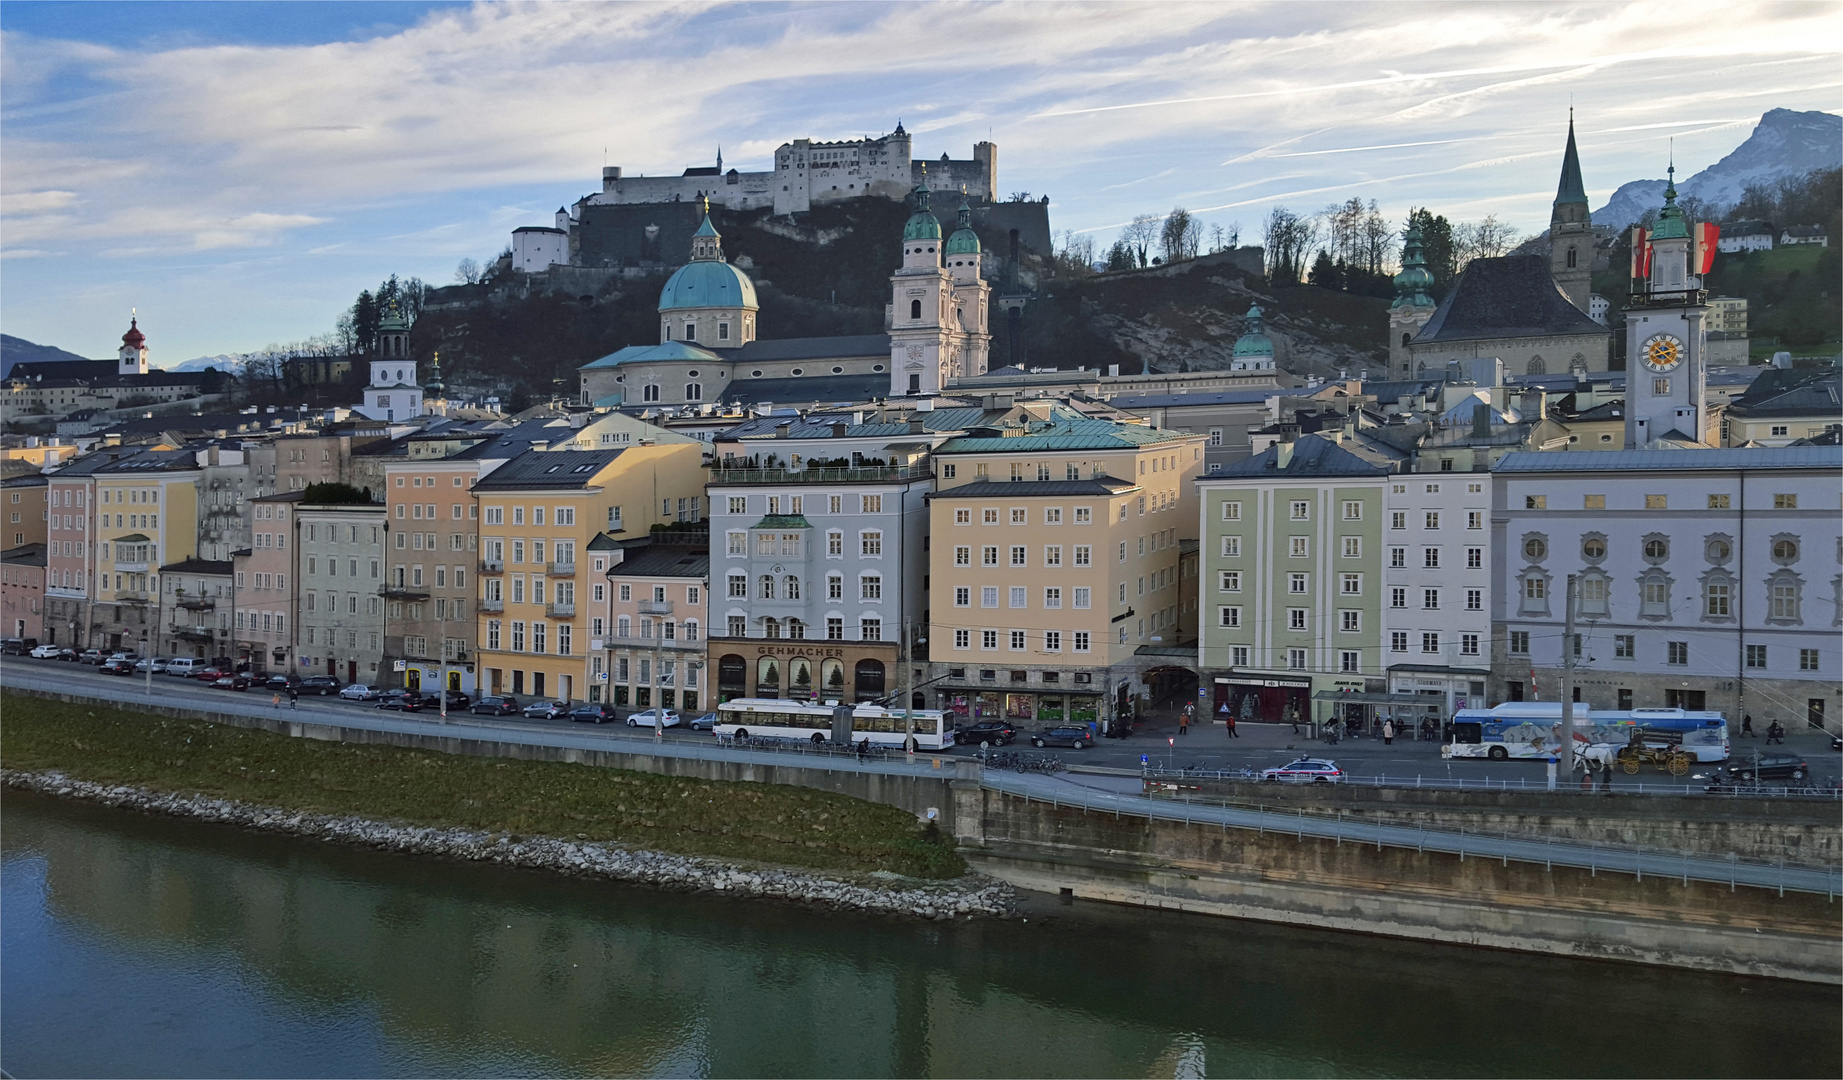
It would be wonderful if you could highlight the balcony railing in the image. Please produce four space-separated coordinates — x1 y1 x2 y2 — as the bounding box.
708 463 933 485
547 561 575 577
596 633 702 650
1626 288 1708 308
545 602 576 618
175 596 217 610
113 589 152 603
480 598 504 614
480 560 504 574
378 585 432 600
175 626 214 642
638 599 674 615
113 562 149 574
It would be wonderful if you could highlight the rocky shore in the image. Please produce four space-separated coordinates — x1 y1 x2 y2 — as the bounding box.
2 769 1015 920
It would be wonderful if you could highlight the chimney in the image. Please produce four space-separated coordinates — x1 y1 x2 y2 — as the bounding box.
1471 400 1492 439
1275 428 1296 470
775 421 792 438
532 439 549 451
569 412 587 429
908 418 925 434
1522 388 1547 421
832 422 848 438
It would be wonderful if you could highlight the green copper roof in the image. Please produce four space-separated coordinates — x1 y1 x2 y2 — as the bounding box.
945 193 981 255
1231 304 1274 358
693 212 720 239
750 514 812 530
1390 226 1436 310
659 260 758 311
1649 164 1690 240
1554 115 1588 206
903 178 942 241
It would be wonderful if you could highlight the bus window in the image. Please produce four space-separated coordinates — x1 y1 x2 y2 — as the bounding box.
1452 723 1482 744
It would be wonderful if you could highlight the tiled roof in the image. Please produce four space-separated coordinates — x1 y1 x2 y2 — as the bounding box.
1 543 47 566
159 557 233 575
1495 446 1843 472
1104 389 1274 408
928 477 1138 498
1727 371 1840 418
612 546 709 578
935 417 1198 454
750 514 812 529
471 449 626 490
1198 434 1392 479
730 335 889 361
1414 256 1608 343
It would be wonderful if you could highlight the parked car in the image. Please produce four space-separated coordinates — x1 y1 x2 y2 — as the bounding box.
190 666 228 682
1715 753 1810 784
339 683 381 701
433 690 471 710
49 647 78 661
1031 725 1094 749
688 711 719 731
956 721 1017 747
99 659 136 676
265 674 303 691
1 638 36 655
165 658 204 677
79 649 106 665
299 676 342 696
377 690 424 711
470 695 520 716
210 674 252 691
572 703 620 724
106 651 140 665
1262 759 1344 783
29 643 63 659
625 708 681 728
134 657 171 674
523 700 569 720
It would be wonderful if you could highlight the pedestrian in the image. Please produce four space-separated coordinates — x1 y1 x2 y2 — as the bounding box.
287 686 299 709
270 693 281 710
1741 713 1755 738
1766 720 1785 745
1178 709 1190 736
1289 707 1301 735
1382 719 1395 746
1601 759 1614 792
1226 712 1239 739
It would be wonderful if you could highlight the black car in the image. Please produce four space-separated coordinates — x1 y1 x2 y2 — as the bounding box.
99 659 136 675
569 703 618 724
0 638 35 655
265 674 303 691
1717 753 1810 784
1031 725 1095 749
299 676 342 695
955 721 1017 747
377 690 425 711
471 695 520 715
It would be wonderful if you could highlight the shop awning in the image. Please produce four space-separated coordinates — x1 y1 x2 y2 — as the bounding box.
1311 691 1433 706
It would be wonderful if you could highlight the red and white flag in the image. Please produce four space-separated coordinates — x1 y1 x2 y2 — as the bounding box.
1695 222 1720 275
1630 226 1650 280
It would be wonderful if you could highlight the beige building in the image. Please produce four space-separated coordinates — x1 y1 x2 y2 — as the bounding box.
92 449 201 654
237 492 301 675
927 413 1206 732
382 454 481 694
473 444 706 703
592 532 709 711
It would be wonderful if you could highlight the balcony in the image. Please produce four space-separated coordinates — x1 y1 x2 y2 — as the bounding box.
547 561 575 577
1626 288 1708 309
480 598 504 614
480 560 504 574
638 599 674 615
378 585 432 601
597 632 703 652
708 462 933 485
175 626 214 642
175 596 217 611
544 602 576 618
113 589 152 604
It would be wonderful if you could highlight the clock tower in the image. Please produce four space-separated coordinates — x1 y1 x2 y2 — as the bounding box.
1624 166 1709 448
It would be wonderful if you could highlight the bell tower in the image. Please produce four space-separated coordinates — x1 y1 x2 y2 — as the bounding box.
1624 165 1709 448
1389 227 1436 375
888 174 956 396
118 312 148 375
1550 112 1593 313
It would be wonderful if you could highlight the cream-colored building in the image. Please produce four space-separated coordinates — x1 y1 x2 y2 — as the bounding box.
927 411 1206 732
92 449 201 653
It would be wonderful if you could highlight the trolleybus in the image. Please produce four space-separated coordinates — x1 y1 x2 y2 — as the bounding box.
715 698 954 750
1443 703 1728 762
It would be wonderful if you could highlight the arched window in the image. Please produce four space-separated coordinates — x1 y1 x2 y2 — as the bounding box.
910 299 922 320
718 654 746 694
1566 246 1578 268
787 618 805 640
1767 571 1802 624
642 384 661 402
757 655 781 692
761 617 781 639
727 573 746 598
789 656 813 691
821 657 845 694
1401 332 1411 348
685 383 701 401
1639 571 1671 617
759 575 775 599
784 575 801 600
853 658 886 701
1527 356 1546 376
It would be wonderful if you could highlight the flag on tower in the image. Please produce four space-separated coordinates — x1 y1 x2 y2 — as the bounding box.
1694 222 1720 275
1630 226 1651 280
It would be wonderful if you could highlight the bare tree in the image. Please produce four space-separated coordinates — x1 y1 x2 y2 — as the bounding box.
1452 214 1520 272
1120 214 1161 268
1360 201 1393 275
1263 206 1318 284
1160 207 1201 263
455 258 482 285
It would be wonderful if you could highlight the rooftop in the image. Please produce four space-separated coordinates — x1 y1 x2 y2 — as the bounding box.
1496 446 1843 473
1198 434 1392 480
928 477 1139 499
1413 256 1608 344
471 448 626 491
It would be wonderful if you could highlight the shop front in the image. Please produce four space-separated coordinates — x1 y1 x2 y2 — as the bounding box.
1212 672 1313 726
936 685 1105 731
708 639 898 704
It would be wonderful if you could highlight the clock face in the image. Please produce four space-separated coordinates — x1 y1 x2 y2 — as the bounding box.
1642 334 1683 373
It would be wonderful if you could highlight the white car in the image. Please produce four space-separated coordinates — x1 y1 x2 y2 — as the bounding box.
626 708 682 728
29 644 62 658
133 657 171 674
339 683 381 701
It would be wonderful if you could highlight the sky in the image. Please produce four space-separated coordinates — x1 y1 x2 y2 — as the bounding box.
3 0 1840 362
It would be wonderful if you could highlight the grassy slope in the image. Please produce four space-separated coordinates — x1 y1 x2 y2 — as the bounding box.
0 693 964 879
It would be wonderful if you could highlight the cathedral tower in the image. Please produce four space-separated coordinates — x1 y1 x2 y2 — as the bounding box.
888 175 959 396
1388 227 1436 375
1550 113 1593 313
1624 166 1709 448
943 192 991 378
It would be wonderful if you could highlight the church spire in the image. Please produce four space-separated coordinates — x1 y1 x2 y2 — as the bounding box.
1554 109 1587 207
1391 227 1435 310
689 197 724 261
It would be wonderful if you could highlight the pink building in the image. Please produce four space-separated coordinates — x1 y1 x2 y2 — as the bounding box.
236 492 300 676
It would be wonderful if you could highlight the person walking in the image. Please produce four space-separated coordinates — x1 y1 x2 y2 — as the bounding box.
1766 720 1785 745
1289 707 1301 735
1741 713 1755 738
287 686 299 709
270 693 281 710
1178 706 1191 736
1382 719 1395 746
1226 711 1239 739
1601 758 1615 793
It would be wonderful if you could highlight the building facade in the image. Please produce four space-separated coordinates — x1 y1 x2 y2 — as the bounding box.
159 557 233 661
237 492 301 676
382 455 480 694
595 535 709 711
1492 447 1842 732
1 543 46 641
1381 474 1493 723
92 450 201 655
294 500 387 685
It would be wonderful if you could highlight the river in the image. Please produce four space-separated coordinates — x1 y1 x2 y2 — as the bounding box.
2 790 1836 1078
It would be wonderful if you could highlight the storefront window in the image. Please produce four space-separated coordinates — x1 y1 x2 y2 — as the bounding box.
1069 697 1098 723
1038 696 1065 722
1006 694 1035 721
975 691 1001 719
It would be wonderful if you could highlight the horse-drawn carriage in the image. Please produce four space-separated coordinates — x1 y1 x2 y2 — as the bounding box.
1612 727 1695 775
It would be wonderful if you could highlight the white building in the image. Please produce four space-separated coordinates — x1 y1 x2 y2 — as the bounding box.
1382 474 1493 722
1625 169 1712 448
352 310 426 422
1492 447 1842 733
1716 220 1775 254
511 224 569 274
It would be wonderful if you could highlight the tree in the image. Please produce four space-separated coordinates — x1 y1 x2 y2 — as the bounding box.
1051 230 1096 277
1308 251 1342 289
351 290 381 356
1120 214 1160 268
1160 206 1200 263
1263 206 1318 285
1452 214 1519 272
1104 240 1135 272
455 258 482 285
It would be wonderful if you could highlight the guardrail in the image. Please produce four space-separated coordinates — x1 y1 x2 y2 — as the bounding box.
982 771 1843 897
1139 766 1843 800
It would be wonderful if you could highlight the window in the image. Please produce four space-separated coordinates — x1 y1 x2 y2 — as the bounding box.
860 531 883 556
1523 537 1547 560
1221 536 1241 557
1044 587 1062 609
1288 573 1308 594
1287 608 1307 630
826 574 843 601
1614 634 1635 658
1643 538 1669 560
1074 632 1091 652
1425 511 1440 530
1800 649 1820 671
1466 588 1483 611
861 575 882 600
1769 577 1799 621
828 531 844 557
1772 539 1799 562
1389 547 1406 568
1773 493 1797 509
1583 494 1605 510
1460 634 1480 656
1045 631 1062 652
1009 586 1027 609
1421 632 1440 654
1339 537 1361 559
1339 651 1360 673
1290 536 1309 558
1074 507 1092 524
1391 511 1407 531
1341 501 1362 521
983 508 999 524
954 629 970 649
1073 545 1092 567
861 494 882 514
1390 587 1406 608
1230 646 1249 666
1464 547 1482 570
1705 582 1731 618
1510 631 1530 654
1525 495 1546 510
1645 494 1667 510
1221 501 1242 520
1045 508 1062 525
825 617 843 641
1340 573 1361 595
981 630 998 650
1286 648 1307 670
1390 631 1408 653
861 619 881 641
1010 545 1027 567
1640 574 1669 616
1219 606 1242 628
1423 588 1439 609
1009 508 1026 525
1339 610 1360 632
954 545 971 566
1745 644 1767 669
1073 586 1093 610
982 546 999 567
727 574 746 598
981 587 998 608
1467 511 1483 530
1290 501 1309 520
1044 545 1062 567
953 586 971 607
1667 641 1689 666
954 508 971 525
1708 494 1731 509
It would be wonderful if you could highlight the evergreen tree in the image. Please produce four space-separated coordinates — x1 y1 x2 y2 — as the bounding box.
351 290 381 356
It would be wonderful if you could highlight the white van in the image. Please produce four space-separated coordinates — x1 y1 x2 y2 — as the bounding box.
166 657 202 677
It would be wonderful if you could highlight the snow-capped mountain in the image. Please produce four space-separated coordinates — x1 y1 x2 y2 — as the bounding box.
1592 108 1842 230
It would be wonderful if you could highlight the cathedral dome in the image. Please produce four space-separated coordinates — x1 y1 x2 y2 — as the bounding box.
903 178 942 241
659 260 758 312
1232 305 1274 359
945 193 980 255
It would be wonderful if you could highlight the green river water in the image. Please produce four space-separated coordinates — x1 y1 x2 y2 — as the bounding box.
2 790 1836 1078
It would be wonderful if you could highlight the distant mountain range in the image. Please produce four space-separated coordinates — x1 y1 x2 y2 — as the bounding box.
0 334 93 377
1592 108 1842 230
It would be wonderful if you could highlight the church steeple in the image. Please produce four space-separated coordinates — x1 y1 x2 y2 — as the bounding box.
688 198 724 262
1548 110 1593 314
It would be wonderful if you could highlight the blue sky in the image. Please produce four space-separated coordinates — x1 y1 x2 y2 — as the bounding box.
3 1 1839 362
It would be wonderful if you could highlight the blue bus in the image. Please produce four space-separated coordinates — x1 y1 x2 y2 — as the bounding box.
1443 704 1729 762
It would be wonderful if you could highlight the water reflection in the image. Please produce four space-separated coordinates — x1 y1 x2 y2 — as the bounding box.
3 790 1836 1078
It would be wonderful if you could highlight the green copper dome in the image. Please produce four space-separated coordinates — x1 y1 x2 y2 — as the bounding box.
1390 226 1436 310
903 178 942 241
945 193 981 255
1232 305 1275 358
659 261 757 312
1649 164 1691 241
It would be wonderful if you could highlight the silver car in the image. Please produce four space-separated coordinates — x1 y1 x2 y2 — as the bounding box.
339 683 381 701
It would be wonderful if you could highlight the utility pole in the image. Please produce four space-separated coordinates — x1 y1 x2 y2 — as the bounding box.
1559 573 1578 777
437 602 448 723
902 621 916 758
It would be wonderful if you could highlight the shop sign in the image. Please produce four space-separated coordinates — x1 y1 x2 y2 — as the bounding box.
1328 677 1365 692
754 644 849 659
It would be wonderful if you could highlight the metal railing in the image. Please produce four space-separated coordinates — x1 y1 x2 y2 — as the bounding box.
1138 766 1843 800
638 599 673 615
545 602 576 618
175 597 217 610
479 598 504 614
479 560 504 574
547 562 575 577
113 590 152 603
708 463 933 485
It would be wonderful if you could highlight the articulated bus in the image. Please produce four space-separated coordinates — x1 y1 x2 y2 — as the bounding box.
715 698 954 750
1444 703 1729 762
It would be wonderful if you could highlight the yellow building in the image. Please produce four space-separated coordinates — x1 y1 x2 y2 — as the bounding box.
93 448 201 653
472 444 705 703
927 410 1205 732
